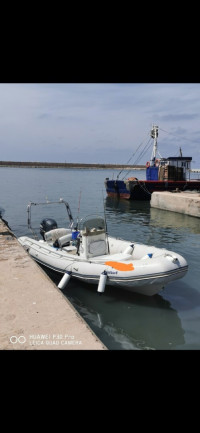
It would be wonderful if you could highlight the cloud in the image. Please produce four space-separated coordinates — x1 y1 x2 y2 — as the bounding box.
158 113 199 122
1 83 200 165
37 113 52 119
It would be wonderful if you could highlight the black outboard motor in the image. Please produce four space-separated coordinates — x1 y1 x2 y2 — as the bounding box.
40 218 58 240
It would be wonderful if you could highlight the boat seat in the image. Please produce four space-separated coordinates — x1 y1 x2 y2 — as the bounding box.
44 228 71 243
58 233 72 248
80 228 108 259
62 245 77 255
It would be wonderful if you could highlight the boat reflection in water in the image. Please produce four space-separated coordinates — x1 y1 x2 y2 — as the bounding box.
105 196 200 235
105 196 149 216
42 265 185 350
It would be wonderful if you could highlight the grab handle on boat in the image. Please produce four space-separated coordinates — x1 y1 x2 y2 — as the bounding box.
58 271 72 290
97 271 107 295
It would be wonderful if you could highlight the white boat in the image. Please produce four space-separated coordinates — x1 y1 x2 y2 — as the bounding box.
18 198 188 296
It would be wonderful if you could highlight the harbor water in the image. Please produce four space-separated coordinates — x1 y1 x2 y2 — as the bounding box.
1 166 200 350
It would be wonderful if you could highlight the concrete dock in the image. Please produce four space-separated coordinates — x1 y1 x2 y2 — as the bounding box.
0 219 107 350
150 191 200 218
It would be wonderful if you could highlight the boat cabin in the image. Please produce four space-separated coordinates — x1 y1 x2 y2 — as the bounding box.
146 126 192 181
146 156 192 181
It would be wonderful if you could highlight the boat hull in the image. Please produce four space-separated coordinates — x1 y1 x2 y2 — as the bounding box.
105 179 200 200
18 236 188 296
36 261 187 296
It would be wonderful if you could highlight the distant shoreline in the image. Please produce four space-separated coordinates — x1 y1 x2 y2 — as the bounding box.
0 161 146 170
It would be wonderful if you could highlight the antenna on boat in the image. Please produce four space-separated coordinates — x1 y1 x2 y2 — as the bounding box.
150 125 159 164
77 188 82 229
102 190 110 254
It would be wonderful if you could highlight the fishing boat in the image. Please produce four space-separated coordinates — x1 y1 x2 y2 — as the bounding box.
18 198 188 296
105 125 200 200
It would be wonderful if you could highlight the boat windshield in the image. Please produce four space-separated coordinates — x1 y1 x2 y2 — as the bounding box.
80 215 106 232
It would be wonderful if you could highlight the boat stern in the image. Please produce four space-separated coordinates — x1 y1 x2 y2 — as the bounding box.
105 178 131 199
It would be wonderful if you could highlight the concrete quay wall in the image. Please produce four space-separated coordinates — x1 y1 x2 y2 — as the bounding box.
150 191 200 218
0 219 107 350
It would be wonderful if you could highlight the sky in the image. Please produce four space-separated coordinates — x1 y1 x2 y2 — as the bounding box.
1 82 200 167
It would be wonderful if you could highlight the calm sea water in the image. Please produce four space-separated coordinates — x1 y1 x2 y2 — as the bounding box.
1 166 200 350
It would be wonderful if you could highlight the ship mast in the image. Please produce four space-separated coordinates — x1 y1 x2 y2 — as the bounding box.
150 125 159 165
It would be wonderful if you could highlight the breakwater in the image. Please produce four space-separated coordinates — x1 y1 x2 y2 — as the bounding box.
0 161 145 170
151 191 200 218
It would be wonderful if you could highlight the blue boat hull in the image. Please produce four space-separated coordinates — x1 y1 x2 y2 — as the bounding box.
105 178 200 200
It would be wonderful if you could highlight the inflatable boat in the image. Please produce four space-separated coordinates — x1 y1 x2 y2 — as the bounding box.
18 199 188 296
